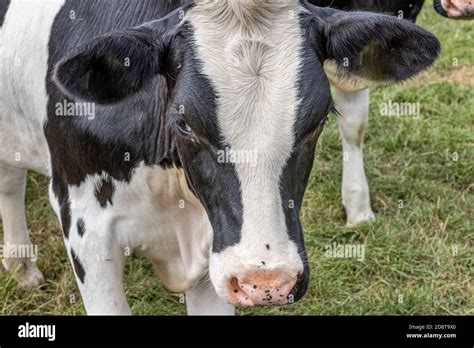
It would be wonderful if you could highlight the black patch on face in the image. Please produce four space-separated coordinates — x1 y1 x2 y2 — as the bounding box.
77 218 85 237
279 125 324 301
170 25 244 253
95 176 115 208
52 179 71 240
279 134 320 302
276 14 334 301
70 248 85 284
0 0 9 27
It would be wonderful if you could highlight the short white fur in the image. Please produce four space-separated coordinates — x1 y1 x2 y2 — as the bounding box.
187 0 305 300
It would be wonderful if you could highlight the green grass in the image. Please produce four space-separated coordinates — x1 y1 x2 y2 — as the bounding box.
0 6 472 315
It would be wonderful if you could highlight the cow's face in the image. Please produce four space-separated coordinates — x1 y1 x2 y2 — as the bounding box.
434 0 474 19
54 0 439 307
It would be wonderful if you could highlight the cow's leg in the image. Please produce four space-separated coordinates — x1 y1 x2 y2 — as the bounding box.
186 276 235 315
334 87 375 227
49 182 130 315
0 164 43 287
65 241 130 315
63 218 130 315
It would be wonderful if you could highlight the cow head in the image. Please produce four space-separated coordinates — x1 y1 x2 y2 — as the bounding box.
434 0 474 19
54 0 439 307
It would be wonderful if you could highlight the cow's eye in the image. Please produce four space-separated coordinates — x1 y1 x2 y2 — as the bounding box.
176 118 192 136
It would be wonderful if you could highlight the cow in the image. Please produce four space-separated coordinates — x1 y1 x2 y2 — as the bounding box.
310 0 425 21
313 0 474 19
434 0 474 18
0 0 439 315
307 0 471 227
305 0 427 227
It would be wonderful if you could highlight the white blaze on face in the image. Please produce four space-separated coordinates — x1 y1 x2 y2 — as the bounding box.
187 0 304 299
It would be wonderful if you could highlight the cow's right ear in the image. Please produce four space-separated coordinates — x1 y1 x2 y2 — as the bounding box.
54 25 170 104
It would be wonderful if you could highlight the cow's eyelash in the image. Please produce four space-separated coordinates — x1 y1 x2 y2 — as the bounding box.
169 105 182 116
330 105 341 118
327 99 340 119
167 73 177 82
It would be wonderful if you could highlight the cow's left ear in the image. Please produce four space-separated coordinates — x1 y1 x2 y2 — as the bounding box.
53 11 180 104
317 10 441 82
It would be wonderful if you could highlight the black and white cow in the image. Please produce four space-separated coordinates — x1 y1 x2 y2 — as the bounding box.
303 0 471 228
0 0 439 314
311 0 426 21
313 0 474 19
434 0 474 18
305 0 427 227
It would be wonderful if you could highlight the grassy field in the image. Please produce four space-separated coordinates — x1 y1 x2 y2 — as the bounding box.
0 5 472 315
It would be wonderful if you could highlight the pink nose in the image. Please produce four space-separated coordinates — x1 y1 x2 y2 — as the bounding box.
228 270 297 307
446 0 474 17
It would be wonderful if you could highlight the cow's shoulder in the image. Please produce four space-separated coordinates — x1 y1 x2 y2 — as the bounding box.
57 163 211 292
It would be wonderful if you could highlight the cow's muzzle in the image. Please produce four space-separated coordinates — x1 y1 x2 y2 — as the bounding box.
435 0 474 18
227 270 300 307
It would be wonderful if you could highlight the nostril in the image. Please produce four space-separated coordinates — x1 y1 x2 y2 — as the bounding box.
230 277 239 292
228 277 254 307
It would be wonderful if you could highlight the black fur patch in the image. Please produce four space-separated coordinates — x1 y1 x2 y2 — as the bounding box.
277 28 330 300
52 179 71 239
61 200 71 239
171 25 244 253
0 0 10 27
71 248 86 284
95 176 115 208
77 218 86 237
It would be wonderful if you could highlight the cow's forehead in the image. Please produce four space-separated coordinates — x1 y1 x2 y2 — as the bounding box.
186 0 303 151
